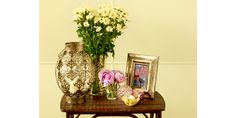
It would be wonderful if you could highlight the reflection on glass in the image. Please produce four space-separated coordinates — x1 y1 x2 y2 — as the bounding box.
133 63 149 89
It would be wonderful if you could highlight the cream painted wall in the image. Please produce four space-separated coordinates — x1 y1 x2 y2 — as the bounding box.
40 0 196 118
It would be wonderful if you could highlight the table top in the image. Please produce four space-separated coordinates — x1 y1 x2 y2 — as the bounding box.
60 91 165 114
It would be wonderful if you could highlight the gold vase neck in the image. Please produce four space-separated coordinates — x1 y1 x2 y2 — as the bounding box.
65 42 83 51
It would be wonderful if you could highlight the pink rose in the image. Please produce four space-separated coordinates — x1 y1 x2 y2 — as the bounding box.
99 69 114 86
113 70 126 83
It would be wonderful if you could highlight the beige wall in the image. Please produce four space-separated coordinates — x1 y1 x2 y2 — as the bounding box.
40 0 196 118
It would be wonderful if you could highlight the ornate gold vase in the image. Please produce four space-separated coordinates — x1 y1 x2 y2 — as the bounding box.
55 42 94 104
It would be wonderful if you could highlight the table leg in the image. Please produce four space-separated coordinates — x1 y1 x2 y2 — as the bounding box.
142 113 148 118
156 111 162 118
66 113 74 118
92 114 138 118
150 113 154 118
76 114 80 118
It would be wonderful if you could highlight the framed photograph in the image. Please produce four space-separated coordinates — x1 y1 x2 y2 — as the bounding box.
125 53 159 98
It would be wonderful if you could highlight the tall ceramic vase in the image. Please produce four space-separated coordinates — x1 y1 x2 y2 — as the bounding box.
55 42 94 104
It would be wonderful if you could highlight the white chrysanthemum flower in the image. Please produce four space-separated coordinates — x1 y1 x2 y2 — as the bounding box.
99 17 103 23
106 26 113 32
109 11 118 19
93 11 99 17
102 18 110 25
120 12 125 17
96 27 102 32
105 18 110 25
122 17 127 21
78 23 82 27
73 14 82 21
73 16 78 21
116 24 122 32
119 13 126 19
94 17 101 23
101 11 109 17
83 21 89 27
123 12 128 18
86 13 94 20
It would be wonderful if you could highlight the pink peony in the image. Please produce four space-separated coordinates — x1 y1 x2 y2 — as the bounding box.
99 69 115 86
113 70 126 83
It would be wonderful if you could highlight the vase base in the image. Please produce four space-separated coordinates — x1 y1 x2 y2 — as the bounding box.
90 87 105 96
89 92 105 96
106 97 117 100
65 95 85 104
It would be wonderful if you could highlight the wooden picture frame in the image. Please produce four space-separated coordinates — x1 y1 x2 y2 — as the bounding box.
125 53 159 98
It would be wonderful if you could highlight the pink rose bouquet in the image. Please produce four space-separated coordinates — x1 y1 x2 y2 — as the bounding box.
99 69 126 100
99 69 126 86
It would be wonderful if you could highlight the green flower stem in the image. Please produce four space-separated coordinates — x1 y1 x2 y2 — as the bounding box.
106 84 117 99
91 56 105 95
109 86 114 98
92 58 99 94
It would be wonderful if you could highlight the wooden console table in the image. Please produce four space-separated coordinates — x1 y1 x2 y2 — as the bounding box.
60 91 165 118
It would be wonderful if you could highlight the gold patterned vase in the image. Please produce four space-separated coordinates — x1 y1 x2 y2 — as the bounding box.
55 42 94 104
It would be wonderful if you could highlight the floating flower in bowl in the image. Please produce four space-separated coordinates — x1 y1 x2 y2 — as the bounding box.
121 95 140 107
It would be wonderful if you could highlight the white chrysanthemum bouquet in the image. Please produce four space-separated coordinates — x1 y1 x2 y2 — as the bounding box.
73 5 128 60
73 5 128 95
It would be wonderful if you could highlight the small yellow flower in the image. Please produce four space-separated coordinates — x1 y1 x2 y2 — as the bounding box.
83 21 89 27
102 18 110 25
86 13 94 20
106 26 113 32
109 11 118 19
116 24 122 32
101 11 109 17
96 27 102 32
73 14 82 21
94 17 101 23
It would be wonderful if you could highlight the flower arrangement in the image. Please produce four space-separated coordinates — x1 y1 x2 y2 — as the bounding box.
99 69 125 100
73 5 128 60
73 5 128 95
99 69 125 86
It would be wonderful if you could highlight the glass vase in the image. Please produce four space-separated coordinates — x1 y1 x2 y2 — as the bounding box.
105 84 118 100
90 56 105 96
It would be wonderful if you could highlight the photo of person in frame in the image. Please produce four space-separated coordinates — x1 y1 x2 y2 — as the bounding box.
133 63 149 88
